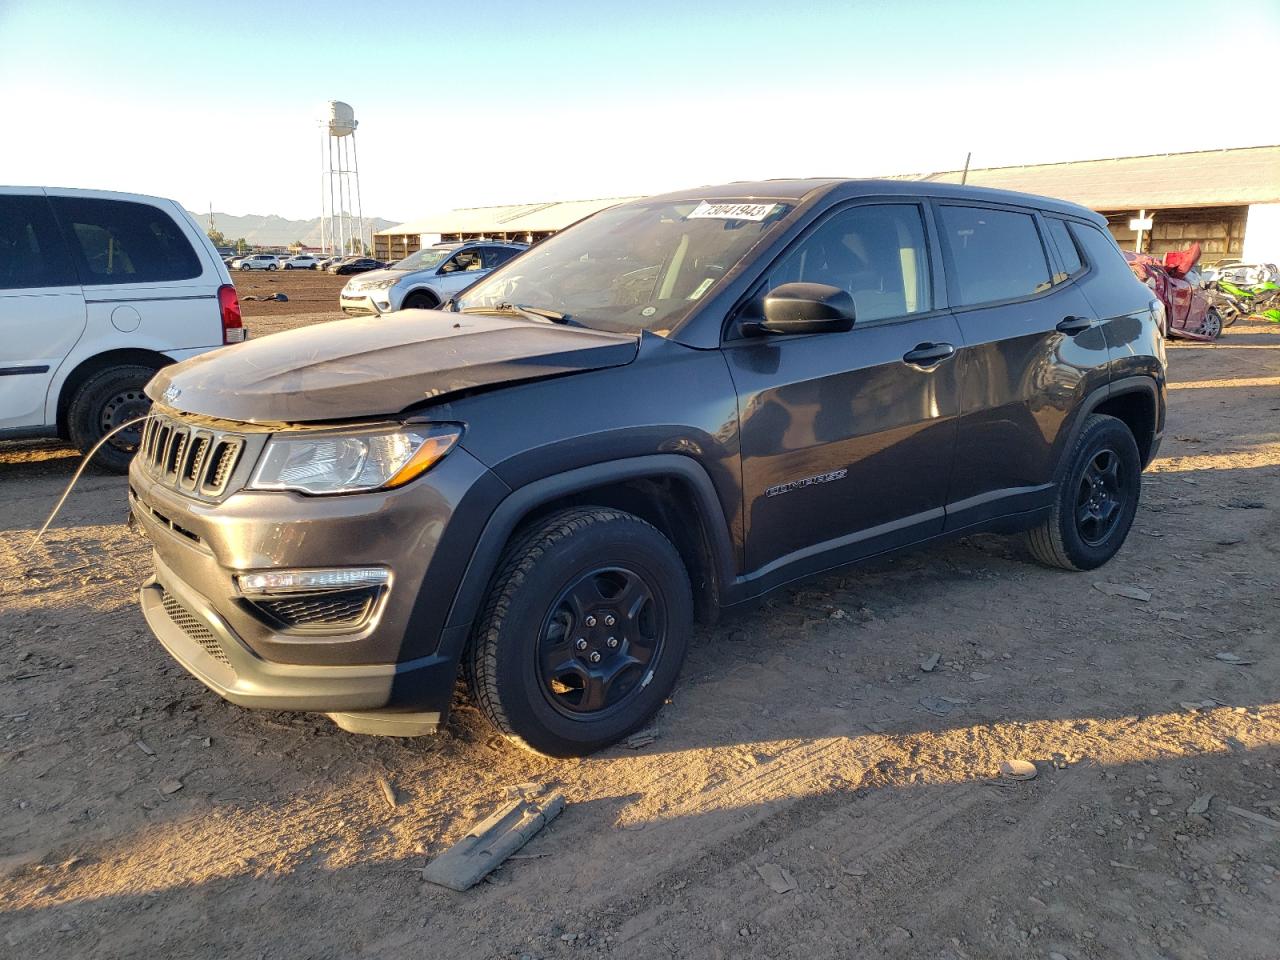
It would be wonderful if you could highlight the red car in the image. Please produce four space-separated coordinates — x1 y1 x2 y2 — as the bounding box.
1124 243 1222 341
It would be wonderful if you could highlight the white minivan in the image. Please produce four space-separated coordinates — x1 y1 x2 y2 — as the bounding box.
0 187 244 471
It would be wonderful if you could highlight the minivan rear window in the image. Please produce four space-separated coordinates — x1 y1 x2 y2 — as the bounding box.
938 205 1052 307
49 197 202 285
0 194 78 290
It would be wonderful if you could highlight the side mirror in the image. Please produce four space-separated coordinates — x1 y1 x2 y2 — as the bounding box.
756 282 855 335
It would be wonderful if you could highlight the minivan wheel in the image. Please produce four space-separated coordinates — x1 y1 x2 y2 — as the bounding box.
66 364 158 473
468 507 692 757
1025 413 1141 571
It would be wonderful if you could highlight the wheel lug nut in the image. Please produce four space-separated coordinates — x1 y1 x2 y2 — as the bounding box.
604 615 616 626
575 639 588 650
585 615 597 627
589 651 602 663
606 636 618 648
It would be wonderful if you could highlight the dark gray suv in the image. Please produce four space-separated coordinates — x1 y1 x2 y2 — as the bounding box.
130 180 1166 756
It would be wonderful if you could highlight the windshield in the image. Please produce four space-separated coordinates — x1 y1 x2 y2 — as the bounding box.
392 248 454 271
455 199 793 334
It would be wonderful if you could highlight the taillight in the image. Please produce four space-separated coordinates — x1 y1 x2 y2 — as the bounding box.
218 284 245 344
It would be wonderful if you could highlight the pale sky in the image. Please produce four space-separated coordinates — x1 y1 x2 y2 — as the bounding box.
3 0 1278 224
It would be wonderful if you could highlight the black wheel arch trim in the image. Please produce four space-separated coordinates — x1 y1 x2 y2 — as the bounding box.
442 454 737 633
1055 375 1164 477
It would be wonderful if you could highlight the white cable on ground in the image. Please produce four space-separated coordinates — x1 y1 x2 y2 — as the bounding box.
27 415 151 554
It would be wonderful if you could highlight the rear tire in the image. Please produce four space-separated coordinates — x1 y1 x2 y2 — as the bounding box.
468 507 692 757
1025 413 1141 571
66 364 158 474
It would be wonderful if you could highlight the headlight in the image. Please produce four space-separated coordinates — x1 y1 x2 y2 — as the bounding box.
248 424 462 495
363 277 397 290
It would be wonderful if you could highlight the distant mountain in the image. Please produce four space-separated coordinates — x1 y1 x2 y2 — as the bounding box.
187 210 400 248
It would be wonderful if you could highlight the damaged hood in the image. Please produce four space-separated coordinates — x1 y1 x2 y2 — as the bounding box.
148 310 639 423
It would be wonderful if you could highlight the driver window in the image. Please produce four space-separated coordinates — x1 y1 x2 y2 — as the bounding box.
768 204 932 323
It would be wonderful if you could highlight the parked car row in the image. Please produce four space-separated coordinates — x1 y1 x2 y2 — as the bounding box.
218 253 389 274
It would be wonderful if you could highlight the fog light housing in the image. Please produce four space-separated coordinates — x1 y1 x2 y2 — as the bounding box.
236 567 389 596
236 568 390 636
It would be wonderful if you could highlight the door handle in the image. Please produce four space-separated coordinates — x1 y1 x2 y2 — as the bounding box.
902 342 955 367
1056 315 1093 335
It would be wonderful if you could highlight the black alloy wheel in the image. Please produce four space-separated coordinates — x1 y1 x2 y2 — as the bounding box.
538 565 665 720
1074 448 1129 546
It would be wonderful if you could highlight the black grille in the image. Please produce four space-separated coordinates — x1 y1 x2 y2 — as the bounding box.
250 588 379 631
161 591 232 667
140 413 244 497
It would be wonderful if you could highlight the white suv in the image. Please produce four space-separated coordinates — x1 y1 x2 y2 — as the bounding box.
339 241 526 315
233 254 280 271
0 186 243 471
282 254 319 270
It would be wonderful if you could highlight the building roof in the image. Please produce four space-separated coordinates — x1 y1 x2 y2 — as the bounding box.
380 146 1280 238
378 196 641 237
893 145 1280 210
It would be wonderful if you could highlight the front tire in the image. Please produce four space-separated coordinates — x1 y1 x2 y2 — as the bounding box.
66 364 158 473
401 291 439 311
468 507 692 757
1026 414 1141 571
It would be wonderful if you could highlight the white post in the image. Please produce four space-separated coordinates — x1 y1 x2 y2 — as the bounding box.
1135 209 1146 254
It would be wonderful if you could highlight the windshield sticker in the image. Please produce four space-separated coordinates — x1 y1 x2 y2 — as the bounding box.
687 278 715 300
686 201 778 222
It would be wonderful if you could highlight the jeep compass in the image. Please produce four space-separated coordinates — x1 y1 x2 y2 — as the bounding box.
130 180 1166 756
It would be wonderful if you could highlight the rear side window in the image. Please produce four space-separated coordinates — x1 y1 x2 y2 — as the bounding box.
938 205 1051 306
482 246 519 268
49 197 202 285
0 195 78 290
1069 221 1131 276
1044 217 1083 281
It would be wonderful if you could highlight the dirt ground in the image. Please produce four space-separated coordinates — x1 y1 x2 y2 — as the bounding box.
233 268 349 335
1 312 1278 960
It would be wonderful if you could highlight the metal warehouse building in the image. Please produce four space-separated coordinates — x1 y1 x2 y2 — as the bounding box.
375 144 1280 264
373 196 639 261
900 144 1280 262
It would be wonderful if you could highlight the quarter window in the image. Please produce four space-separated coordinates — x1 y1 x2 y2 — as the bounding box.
1069 221 1131 275
767 203 932 323
939 205 1052 306
0 195 78 290
49 197 202 285
1044 217 1083 281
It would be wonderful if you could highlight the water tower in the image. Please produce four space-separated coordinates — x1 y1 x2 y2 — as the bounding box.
319 101 365 256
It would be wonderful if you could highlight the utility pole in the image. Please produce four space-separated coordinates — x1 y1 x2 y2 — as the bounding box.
960 152 972 185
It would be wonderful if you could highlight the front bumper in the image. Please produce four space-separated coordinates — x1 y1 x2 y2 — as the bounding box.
129 443 508 722
339 292 389 317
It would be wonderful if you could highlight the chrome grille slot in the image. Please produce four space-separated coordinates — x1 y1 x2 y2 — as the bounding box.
202 438 243 496
179 433 210 490
139 412 246 500
165 428 188 479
